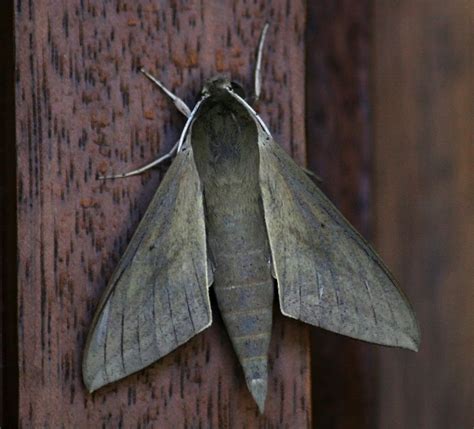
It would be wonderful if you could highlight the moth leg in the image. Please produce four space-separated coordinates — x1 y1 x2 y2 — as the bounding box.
253 23 270 103
140 68 191 118
98 141 179 180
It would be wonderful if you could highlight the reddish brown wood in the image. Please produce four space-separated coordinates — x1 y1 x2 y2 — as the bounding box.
305 2 376 428
14 1 310 427
373 1 474 428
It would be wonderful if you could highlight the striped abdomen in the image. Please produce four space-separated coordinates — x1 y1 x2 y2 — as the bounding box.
212 246 274 412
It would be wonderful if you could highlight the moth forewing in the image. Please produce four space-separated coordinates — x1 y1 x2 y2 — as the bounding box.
255 135 420 351
83 141 213 393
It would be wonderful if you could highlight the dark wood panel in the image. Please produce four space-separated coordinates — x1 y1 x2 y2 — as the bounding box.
373 1 473 428
14 1 310 427
306 2 376 428
0 0 17 425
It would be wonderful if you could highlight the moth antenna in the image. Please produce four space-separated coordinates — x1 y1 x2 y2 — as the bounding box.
140 68 191 118
253 22 270 104
97 141 179 180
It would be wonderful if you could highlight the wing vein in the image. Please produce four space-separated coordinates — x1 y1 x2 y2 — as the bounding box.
136 314 143 366
165 280 179 345
103 291 115 384
152 278 159 350
364 280 378 324
191 257 208 318
184 283 196 333
120 311 126 373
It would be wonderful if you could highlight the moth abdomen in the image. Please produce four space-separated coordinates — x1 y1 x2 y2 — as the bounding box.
214 273 274 413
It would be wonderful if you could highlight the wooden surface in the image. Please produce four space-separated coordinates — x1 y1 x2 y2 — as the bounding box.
13 1 310 428
373 1 473 428
306 2 376 428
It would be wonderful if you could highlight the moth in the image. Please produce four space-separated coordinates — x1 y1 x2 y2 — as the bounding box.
83 24 420 413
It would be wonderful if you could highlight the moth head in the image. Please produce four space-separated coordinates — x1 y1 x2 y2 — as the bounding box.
201 76 246 99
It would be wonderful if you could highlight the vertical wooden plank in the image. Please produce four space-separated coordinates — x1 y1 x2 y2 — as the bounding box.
15 0 310 427
373 1 473 428
306 2 375 428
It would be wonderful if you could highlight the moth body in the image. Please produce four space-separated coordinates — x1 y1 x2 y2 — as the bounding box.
192 82 274 411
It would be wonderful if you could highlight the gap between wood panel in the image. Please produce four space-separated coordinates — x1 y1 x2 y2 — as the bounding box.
306 1 376 428
0 0 18 426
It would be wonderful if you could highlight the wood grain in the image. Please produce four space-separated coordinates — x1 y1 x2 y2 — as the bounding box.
305 2 376 428
373 1 473 428
14 1 310 427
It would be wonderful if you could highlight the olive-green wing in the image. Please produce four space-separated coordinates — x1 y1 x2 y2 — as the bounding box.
83 146 213 392
258 139 420 350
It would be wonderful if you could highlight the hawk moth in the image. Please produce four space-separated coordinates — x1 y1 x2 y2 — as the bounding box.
83 24 419 413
